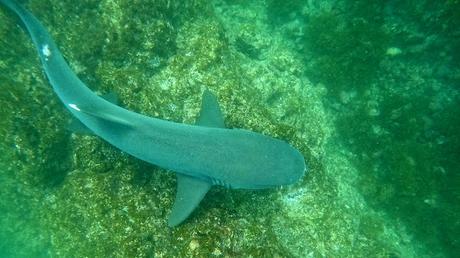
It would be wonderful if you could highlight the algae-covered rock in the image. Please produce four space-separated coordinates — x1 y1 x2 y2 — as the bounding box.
1 0 458 257
1 0 323 256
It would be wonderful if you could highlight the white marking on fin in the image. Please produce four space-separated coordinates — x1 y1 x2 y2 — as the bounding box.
68 103 81 111
41 44 51 61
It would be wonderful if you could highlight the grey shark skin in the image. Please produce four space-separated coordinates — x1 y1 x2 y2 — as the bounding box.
0 0 306 226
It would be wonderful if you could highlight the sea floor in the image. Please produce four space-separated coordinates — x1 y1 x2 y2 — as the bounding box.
0 0 458 257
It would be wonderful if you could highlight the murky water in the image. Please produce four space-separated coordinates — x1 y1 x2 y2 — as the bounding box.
0 0 458 257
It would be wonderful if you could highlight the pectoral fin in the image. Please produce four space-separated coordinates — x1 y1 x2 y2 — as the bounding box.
195 89 225 128
168 174 211 227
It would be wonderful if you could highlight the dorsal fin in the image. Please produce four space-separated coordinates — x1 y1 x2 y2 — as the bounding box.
195 89 225 128
167 90 224 227
168 174 211 227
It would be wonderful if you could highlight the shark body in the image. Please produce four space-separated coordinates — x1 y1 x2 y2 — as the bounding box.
0 0 306 226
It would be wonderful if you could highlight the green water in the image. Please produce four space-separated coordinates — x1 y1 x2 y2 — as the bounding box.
0 0 458 257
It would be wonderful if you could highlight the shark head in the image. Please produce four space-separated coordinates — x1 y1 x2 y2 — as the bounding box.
193 128 306 190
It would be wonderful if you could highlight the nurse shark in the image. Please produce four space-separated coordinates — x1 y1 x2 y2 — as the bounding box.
0 0 306 226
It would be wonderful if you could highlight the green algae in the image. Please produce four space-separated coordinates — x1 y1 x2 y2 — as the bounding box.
0 0 458 257
297 0 460 257
266 0 304 24
301 1 388 100
1 0 314 256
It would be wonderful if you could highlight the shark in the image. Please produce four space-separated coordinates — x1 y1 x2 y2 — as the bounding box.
0 0 306 226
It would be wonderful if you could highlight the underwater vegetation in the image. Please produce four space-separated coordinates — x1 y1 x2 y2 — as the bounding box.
301 1 388 99
295 0 460 256
0 0 458 257
1 0 315 256
266 0 304 24
233 37 261 60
